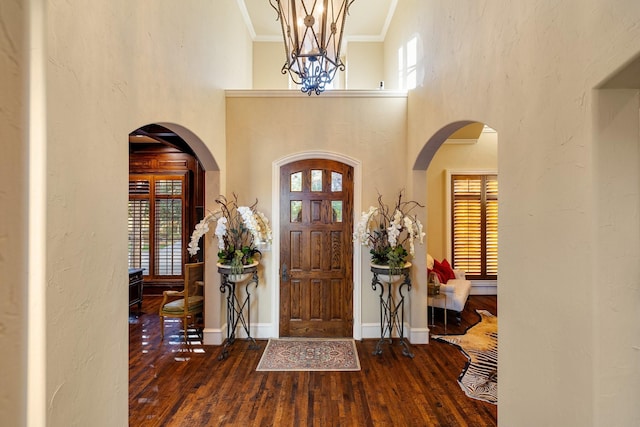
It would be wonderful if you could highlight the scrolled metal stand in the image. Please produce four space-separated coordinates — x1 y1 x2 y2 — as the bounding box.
217 264 259 360
371 265 414 358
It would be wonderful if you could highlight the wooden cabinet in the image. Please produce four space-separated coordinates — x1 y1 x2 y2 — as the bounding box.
129 268 144 311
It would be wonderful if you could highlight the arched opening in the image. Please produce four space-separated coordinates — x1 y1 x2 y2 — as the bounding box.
413 119 499 404
421 122 498 294
414 120 499 318
127 123 225 346
127 124 206 295
271 151 363 339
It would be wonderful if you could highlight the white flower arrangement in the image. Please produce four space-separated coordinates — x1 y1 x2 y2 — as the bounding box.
187 194 272 267
353 191 425 268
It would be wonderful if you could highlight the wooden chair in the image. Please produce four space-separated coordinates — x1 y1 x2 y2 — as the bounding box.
159 262 204 341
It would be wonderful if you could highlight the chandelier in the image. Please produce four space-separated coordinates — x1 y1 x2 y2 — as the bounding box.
269 0 355 95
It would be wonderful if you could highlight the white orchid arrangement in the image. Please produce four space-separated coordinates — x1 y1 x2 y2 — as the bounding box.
188 194 272 268
353 191 425 269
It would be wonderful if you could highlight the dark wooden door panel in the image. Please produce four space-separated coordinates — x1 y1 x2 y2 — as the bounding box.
280 159 353 337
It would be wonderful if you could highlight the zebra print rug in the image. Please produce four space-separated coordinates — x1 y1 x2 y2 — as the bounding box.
432 309 498 404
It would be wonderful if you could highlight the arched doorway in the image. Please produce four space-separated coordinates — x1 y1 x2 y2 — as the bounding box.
272 151 363 339
127 124 206 295
415 121 499 296
127 123 225 345
278 158 354 337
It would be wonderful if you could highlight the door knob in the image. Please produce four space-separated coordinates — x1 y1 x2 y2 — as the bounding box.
281 263 288 282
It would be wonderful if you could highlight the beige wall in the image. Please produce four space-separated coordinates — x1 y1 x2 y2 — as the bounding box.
253 41 290 89
20 1 251 425
225 92 414 329
253 40 367 91
387 0 640 425
8 1 640 425
593 88 640 426
426 131 498 261
347 42 385 90
0 1 26 425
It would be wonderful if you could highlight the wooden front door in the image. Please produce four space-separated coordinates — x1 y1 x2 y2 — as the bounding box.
279 159 354 337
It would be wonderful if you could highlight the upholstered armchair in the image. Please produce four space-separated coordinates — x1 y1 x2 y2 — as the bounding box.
159 262 204 341
427 254 471 325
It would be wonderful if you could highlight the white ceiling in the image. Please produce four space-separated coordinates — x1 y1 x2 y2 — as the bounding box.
239 0 398 42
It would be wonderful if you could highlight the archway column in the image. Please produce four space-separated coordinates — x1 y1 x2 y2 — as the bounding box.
408 169 429 344
202 170 224 345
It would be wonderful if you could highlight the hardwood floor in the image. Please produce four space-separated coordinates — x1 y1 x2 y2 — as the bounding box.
129 295 498 426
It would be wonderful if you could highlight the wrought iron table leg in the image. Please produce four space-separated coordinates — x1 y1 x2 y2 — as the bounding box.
371 268 414 358
218 269 260 360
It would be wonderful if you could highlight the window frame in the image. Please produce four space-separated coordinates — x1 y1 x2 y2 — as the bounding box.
128 172 188 279
445 169 498 282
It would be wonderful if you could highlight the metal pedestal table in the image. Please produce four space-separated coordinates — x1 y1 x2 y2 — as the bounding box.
217 263 260 360
371 264 414 358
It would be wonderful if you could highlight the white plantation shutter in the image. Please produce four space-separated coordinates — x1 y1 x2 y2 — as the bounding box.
452 174 498 279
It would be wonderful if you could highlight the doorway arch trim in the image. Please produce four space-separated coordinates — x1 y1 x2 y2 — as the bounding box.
271 150 363 339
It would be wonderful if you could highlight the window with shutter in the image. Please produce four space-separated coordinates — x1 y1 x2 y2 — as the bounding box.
128 174 186 279
451 174 498 280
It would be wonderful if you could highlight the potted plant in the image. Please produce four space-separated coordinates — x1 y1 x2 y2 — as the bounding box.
188 194 272 278
353 191 425 279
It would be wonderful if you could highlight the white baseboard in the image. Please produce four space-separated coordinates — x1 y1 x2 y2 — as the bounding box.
410 327 430 344
470 281 497 295
361 322 423 341
207 322 433 344
203 323 275 345
202 327 224 345
361 322 383 339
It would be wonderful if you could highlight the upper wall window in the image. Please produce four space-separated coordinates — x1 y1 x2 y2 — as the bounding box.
398 36 418 90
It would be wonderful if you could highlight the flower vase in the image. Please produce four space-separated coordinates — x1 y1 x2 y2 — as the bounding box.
217 261 259 283
370 262 412 284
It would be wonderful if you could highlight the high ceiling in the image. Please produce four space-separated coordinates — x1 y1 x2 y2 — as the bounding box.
239 0 398 42
130 1 398 148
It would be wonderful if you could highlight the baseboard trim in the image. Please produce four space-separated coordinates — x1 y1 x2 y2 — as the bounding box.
361 322 416 340
202 327 224 345
470 281 497 295
207 322 430 344
470 287 497 295
410 327 430 344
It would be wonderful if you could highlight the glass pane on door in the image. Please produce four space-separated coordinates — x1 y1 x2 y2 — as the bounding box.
311 170 323 191
290 172 302 192
331 201 343 222
331 172 342 192
291 201 302 222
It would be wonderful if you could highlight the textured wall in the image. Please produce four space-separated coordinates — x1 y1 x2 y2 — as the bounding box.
0 1 26 425
386 0 640 425
12 0 640 425
42 1 251 425
225 93 411 331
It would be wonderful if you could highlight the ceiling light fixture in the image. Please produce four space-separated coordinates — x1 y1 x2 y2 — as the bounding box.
270 0 355 95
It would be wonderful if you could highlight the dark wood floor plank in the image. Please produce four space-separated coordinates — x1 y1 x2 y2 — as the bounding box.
130 295 498 426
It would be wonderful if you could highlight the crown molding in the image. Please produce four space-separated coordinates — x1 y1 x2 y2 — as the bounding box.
225 89 408 98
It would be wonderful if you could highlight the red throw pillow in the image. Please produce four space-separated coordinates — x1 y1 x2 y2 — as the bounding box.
440 259 456 282
432 259 448 284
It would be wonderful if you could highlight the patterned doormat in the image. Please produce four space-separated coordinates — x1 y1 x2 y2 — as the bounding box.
432 310 498 404
256 338 361 371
